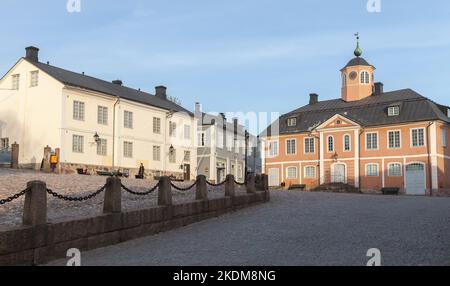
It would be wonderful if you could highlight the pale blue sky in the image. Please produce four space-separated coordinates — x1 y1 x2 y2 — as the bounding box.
1 0 450 126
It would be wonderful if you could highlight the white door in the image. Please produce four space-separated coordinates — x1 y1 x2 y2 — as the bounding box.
269 168 280 187
332 164 346 183
405 163 426 195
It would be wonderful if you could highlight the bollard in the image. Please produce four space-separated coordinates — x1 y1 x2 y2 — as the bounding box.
262 174 269 191
246 175 256 194
158 176 172 206
103 176 122 214
255 174 263 191
11 142 19 169
55 148 61 174
195 175 208 201
43 146 52 173
23 181 47 226
225 174 235 197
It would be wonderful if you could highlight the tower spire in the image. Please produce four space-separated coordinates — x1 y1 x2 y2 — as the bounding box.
354 32 362 57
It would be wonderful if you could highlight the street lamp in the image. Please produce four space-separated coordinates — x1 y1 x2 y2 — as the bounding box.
93 132 100 144
169 145 175 154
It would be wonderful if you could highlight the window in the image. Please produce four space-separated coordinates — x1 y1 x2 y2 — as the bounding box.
153 146 161 161
366 164 379 177
344 135 351 151
327 136 334 152
73 101 85 121
366 133 378 150
124 111 133 129
268 141 279 157
97 139 107 156
411 128 425 147
342 74 347 87
388 131 401 149
72 135 84 153
388 106 400 116
304 166 316 179
12 74 20 90
169 122 177 137
123 141 133 158
287 118 297 127
30 71 39 87
360 71 369 84
443 128 447 147
199 132 206 147
153 117 161 134
184 125 191 140
184 151 191 162
388 163 402 177
286 167 297 179
336 120 342 125
304 137 315 154
1 138 9 150
286 139 297 155
169 149 176 163
97 106 108 125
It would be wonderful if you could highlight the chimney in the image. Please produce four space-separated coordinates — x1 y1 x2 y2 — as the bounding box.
220 113 227 149
309 93 319 105
25 46 39 62
155 86 167 100
195 102 203 124
373 82 384 96
112 80 123 86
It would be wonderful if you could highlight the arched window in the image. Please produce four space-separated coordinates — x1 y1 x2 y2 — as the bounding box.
342 73 347 87
327 136 334 152
360 71 370 84
344 135 351 151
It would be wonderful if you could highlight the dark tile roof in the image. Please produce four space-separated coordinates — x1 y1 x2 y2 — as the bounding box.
262 89 450 136
198 112 245 136
26 59 193 115
341 57 374 70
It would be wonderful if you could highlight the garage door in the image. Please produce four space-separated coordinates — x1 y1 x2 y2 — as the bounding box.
405 163 426 195
268 168 280 187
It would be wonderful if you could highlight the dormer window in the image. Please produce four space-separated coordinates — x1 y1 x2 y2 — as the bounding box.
360 71 370 84
287 117 297 127
447 108 450 118
388 106 400 117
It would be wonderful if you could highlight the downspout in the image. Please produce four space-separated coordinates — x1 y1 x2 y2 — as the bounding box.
112 96 120 172
426 121 434 196
358 128 365 190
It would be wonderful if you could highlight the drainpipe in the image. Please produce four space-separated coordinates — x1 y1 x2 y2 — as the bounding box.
358 128 365 190
426 121 434 196
112 96 120 172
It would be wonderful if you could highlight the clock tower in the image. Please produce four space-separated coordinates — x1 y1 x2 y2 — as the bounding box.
341 34 375 102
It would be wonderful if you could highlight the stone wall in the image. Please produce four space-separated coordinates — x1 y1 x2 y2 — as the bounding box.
0 191 269 266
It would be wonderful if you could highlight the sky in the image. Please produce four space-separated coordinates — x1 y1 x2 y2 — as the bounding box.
1 0 450 133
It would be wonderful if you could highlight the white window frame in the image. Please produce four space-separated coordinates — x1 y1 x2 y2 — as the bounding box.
153 145 161 161
388 106 400 117
287 118 297 127
304 137 315 154
267 140 279 158
30 71 39 87
411 128 425 148
442 128 447 147
1 138 10 150
304 166 317 179
387 162 402 177
97 106 108 125
169 149 176 163
387 130 401 149
124 111 133 129
153 117 161 134
169 122 177 138
184 150 191 162
97 138 107 156
12 74 20 90
342 73 347 87
73 101 85 121
286 138 297 155
184 125 191 140
286 166 298 179
327 136 334 153
123 141 133 158
365 163 379 177
343 134 351 152
72 135 84 153
366 132 379 150
360 70 370 84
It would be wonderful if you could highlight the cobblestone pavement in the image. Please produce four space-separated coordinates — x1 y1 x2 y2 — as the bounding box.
47 191 450 266
0 169 246 229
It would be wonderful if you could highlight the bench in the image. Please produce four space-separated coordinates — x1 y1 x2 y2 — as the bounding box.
289 184 307 191
381 188 400 195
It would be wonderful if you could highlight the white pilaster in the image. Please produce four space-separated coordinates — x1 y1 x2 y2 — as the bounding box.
354 129 360 188
319 132 324 184
430 122 438 190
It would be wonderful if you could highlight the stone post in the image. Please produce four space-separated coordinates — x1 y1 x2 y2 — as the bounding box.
195 175 208 201
262 174 269 191
23 181 47 226
11 142 19 169
246 175 256 194
103 177 122 214
158 176 172 206
43 146 52 173
225 174 235 197
54 148 61 174
255 174 263 191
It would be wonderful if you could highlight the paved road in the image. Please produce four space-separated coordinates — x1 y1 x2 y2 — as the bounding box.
47 192 450 266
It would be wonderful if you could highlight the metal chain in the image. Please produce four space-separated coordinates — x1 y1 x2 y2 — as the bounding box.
234 180 246 186
170 181 197 192
0 188 30 205
206 180 226 187
46 184 107 202
121 183 159 196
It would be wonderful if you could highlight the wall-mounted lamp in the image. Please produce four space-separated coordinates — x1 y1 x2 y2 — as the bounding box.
94 132 100 144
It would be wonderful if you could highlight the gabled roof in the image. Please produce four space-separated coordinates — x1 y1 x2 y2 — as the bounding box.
25 58 193 115
262 89 450 137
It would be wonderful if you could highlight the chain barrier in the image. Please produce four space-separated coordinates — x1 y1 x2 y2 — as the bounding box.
0 188 30 205
46 184 107 202
121 183 159 196
234 180 246 186
170 180 198 192
206 180 226 187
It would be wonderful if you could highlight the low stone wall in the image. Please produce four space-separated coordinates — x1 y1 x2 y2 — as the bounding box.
0 176 269 266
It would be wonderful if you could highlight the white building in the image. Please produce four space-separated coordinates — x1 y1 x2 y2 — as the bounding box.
0 47 197 179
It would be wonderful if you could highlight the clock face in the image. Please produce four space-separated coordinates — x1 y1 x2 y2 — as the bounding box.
349 71 358 80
